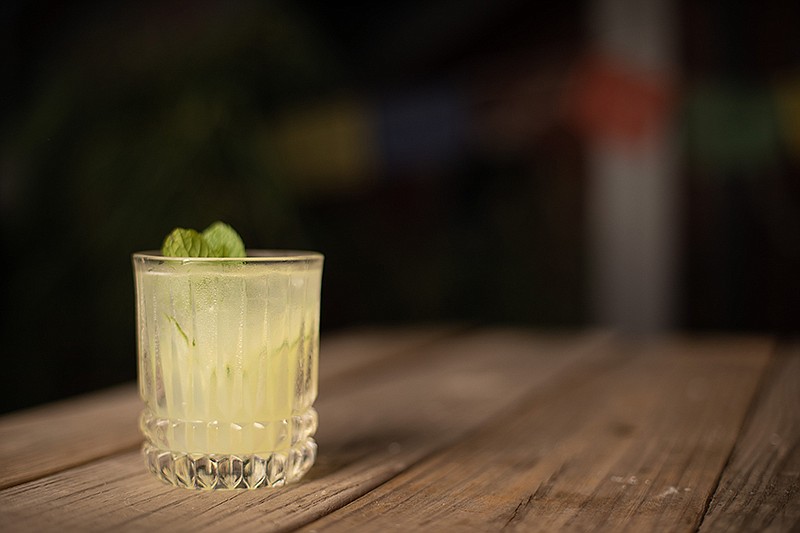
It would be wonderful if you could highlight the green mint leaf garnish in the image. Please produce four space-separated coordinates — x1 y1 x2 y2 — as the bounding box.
160 221 246 257
161 228 212 257
202 221 246 258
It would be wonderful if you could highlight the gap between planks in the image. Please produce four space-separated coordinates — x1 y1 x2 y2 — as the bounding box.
697 340 800 532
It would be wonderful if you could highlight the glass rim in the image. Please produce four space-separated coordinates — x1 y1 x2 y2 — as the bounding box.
133 250 323 263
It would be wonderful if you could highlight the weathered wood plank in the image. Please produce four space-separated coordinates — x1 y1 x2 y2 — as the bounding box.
0 384 141 490
699 342 800 532
318 324 465 381
299 336 774 532
0 326 458 490
0 329 612 533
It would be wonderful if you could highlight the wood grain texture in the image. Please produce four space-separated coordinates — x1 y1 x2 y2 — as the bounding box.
0 329 611 533
318 325 464 381
699 342 800 532
0 327 455 491
299 336 774 533
0 384 141 490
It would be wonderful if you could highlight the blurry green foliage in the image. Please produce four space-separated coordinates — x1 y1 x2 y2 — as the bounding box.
1 1 344 411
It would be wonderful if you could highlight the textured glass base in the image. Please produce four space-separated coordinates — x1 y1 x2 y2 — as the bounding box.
143 437 317 489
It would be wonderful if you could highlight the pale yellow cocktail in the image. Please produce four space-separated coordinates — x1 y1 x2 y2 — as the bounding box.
133 251 323 489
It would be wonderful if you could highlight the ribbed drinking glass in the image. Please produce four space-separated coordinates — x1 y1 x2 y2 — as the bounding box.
133 251 323 489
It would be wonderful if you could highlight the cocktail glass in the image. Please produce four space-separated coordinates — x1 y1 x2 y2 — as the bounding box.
132 250 323 489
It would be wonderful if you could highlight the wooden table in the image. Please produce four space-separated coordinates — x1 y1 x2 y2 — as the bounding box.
1 326 798 532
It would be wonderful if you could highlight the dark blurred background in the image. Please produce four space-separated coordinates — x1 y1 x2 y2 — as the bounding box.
2 0 799 413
